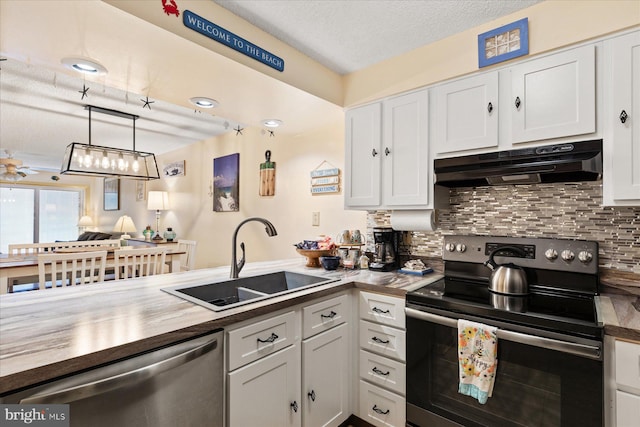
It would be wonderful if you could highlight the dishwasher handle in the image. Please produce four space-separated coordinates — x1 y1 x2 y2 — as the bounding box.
21 337 218 404
405 307 601 360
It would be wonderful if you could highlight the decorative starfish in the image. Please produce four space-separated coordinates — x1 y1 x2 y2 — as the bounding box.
234 125 244 136
140 96 155 109
267 130 275 137
78 84 89 100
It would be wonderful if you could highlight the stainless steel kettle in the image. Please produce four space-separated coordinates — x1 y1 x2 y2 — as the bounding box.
484 246 529 295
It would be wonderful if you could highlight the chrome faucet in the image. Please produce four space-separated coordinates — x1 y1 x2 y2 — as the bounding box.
230 217 278 278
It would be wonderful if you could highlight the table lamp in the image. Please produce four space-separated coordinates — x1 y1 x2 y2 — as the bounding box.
147 191 168 240
113 215 137 242
78 215 93 232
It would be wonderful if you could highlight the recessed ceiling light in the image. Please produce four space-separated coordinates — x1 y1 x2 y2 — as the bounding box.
61 57 108 75
262 119 283 128
189 97 218 108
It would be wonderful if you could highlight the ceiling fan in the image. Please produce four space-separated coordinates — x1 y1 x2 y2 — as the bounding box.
0 150 39 182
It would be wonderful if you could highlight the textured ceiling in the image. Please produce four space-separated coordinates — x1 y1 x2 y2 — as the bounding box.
213 0 544 74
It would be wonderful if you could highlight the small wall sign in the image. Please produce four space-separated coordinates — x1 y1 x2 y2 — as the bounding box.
478 18 529 68
184 10 285 72
310 161 340 194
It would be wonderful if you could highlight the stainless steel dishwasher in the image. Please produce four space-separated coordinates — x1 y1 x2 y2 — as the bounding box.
1 330 224 427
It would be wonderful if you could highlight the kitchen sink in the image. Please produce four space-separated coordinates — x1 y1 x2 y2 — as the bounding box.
162 271 338 311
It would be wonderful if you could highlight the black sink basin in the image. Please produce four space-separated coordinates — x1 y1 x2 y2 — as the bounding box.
163 271 338 311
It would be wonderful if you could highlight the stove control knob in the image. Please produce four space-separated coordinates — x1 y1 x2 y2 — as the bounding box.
456 244 467 253
578 251 593 264
561 250 575 262
544 249 558 260
445 243 456 252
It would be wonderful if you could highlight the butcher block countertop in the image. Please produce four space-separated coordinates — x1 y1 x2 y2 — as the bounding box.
0 258 441 394
1 258 638 395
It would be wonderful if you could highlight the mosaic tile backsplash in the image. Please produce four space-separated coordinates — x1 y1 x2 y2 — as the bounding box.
367 182 640 274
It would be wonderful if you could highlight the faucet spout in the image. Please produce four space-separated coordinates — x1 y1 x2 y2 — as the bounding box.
230 217 278 278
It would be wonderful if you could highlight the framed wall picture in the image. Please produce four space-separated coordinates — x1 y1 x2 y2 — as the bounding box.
478 18 529 68
213 153 239 212
136 180 146 201
163 160 185 177
104 177 120 211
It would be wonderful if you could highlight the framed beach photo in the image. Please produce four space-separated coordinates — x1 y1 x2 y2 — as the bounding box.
103 177 120 211
478 18 529 68
213 153 239 212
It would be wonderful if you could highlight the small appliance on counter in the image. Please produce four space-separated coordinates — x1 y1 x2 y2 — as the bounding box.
369 227 401 272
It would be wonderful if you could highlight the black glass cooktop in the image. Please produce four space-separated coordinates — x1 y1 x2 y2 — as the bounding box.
406 277 603 339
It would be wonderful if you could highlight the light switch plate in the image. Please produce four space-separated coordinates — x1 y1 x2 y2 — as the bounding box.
312 212 320 226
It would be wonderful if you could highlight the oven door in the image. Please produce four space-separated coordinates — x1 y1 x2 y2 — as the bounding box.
405 306 603 427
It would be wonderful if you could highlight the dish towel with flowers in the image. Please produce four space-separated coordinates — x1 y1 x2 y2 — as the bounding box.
458 319 498 404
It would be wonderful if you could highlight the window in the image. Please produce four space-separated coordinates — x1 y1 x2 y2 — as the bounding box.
0 185 84 253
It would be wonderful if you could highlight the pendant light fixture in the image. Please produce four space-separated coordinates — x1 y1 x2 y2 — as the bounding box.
60 105 160 180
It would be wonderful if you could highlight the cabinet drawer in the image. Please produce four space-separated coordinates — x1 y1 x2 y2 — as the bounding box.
359 291 405 329
302 293 348 339
227 310 296 371
616 390 640 427
359 320 406 362
615 339 640 393
359 349 405 396
359 380 405 427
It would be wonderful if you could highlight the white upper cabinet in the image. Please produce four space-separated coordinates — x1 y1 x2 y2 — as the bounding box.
604 30 640 204
344 103 382 208
434 72 499 154
345 90 430 210
510 45 596 144
381 90 430 207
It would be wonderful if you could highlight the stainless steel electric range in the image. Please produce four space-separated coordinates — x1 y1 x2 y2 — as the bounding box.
405 235 603 427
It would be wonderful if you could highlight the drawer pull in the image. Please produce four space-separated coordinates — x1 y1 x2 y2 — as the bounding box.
308 390 316 402
372 367 390 376
320 311 337 319
257 332 278 344
372 336 390 344
372 307 390 314
291 401 298 413
372 405 390 415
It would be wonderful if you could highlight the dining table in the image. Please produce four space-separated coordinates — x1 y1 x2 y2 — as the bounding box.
0 247 186 294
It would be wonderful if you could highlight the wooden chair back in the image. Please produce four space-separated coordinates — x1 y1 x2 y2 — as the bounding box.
37 251 108 290
9 240 121 255
114 247 167 280
176 239 197 271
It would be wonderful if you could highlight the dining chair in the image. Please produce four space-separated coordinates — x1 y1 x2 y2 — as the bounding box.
9 240 121 255
114 247 167 280
176 239 197 271
37 251 108 290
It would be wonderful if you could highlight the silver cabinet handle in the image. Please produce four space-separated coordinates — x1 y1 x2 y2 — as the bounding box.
405 307 601 360
21 338 218 404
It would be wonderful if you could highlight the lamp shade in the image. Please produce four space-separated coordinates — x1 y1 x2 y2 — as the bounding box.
147 191 169 211
78 215 93 227
113 215 137 233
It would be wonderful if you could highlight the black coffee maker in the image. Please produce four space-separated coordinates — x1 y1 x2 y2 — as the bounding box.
369 227 400 272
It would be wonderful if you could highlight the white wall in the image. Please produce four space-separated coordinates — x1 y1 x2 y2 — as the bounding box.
127 113 366 269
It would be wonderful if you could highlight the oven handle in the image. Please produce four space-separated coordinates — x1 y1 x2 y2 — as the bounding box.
405 307 601 360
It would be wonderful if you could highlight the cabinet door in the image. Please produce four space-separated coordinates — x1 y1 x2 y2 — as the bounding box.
434 72 499 154
344 103 382 208
616 390 640 427
382 90 429 207
511 45 596 143
609 31 640 202
228 345 301 427
302 323 349 427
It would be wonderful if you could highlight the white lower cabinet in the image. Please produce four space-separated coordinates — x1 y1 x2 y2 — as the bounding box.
616 390 640 427
356 291 406 427
228 344 301 427
302 323 349 427
226 293 351 427
610 338 640 427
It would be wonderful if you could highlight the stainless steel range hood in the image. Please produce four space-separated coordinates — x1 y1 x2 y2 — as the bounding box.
434 140 602 187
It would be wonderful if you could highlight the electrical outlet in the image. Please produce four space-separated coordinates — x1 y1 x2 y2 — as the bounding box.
312 212 320 226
